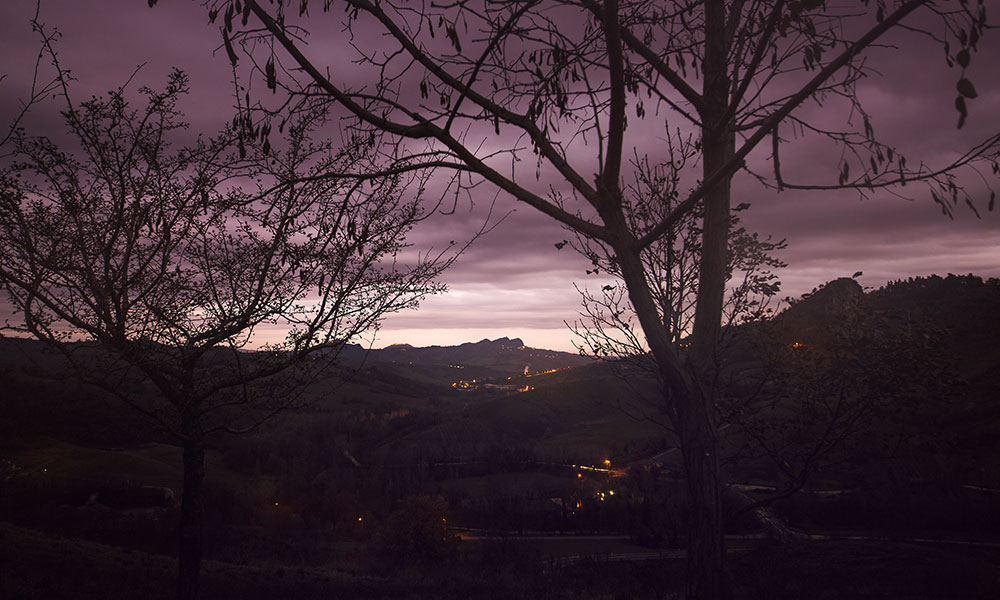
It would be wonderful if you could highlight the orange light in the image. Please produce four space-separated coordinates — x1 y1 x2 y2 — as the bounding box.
577 473 582 478
274 502 279 506
603 459 611 466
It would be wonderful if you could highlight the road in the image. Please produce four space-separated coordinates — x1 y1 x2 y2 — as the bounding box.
453 528 1000 566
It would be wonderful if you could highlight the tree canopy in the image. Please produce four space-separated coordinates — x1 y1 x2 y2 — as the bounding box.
0 38 457 597
178 1 1000 597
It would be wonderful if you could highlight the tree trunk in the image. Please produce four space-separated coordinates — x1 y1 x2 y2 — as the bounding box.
680 0 737 597
612 243 727 599
178 413 205 600
676 387 726 600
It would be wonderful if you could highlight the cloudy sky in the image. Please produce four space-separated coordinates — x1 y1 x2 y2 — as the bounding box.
2 0 997 352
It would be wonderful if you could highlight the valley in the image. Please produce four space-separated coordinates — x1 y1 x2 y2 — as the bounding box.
2 274 999 598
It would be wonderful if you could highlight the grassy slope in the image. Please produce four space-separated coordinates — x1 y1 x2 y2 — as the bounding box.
3 521 998 600
373 364 666 463
0 522 404 600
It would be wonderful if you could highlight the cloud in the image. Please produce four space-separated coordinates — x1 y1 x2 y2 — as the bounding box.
1 0 996 353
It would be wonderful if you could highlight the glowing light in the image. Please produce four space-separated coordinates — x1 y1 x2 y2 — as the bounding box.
571 464 611 473
358 517 363 522
792 342 804 348
525 368 561 378
274 502 279 506
577 473 582 478
603 459 611 467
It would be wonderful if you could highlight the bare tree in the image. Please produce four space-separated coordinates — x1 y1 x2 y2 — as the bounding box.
569 150 786 363
566 151 786 437
190 0 998 597
0 50 458 598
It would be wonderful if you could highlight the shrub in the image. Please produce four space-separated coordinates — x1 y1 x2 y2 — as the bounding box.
369 496 458 567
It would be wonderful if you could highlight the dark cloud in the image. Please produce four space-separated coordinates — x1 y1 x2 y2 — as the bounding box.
0 0 233 137
1 1 997 352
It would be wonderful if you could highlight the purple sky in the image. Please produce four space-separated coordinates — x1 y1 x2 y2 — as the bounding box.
2 0 997 352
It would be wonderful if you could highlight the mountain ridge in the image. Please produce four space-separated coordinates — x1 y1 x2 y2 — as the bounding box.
338 336 591 373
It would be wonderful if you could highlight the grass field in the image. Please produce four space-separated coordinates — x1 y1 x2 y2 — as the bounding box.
3 521 998 600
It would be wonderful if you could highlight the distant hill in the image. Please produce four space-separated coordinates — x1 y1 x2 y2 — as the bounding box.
762 274 1000 353
338 336 592 375
774 277 865 332
732 273 1000 486
3 274 997 473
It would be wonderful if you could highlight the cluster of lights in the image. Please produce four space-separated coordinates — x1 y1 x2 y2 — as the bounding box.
453 379 536 393
524 368 561 378
572 461 612 473
570 488 617 510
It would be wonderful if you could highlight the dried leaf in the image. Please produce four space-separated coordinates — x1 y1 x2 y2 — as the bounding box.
957 78 978 99
266 57 276 91
957 48 971 68
223 30 239 66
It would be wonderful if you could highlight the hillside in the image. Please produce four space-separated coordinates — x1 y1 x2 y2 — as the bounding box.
338 337 593 383
1 275 999 598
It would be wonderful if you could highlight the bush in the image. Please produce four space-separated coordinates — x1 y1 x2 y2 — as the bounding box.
368 496 458 567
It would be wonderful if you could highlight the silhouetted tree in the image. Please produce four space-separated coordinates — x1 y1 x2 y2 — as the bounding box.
0 32 456 599
568 153 787 363
369 496 458 566
189 1 998 597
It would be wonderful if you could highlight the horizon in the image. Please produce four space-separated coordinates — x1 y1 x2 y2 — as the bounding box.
0 272 991 355
0 272 965 355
